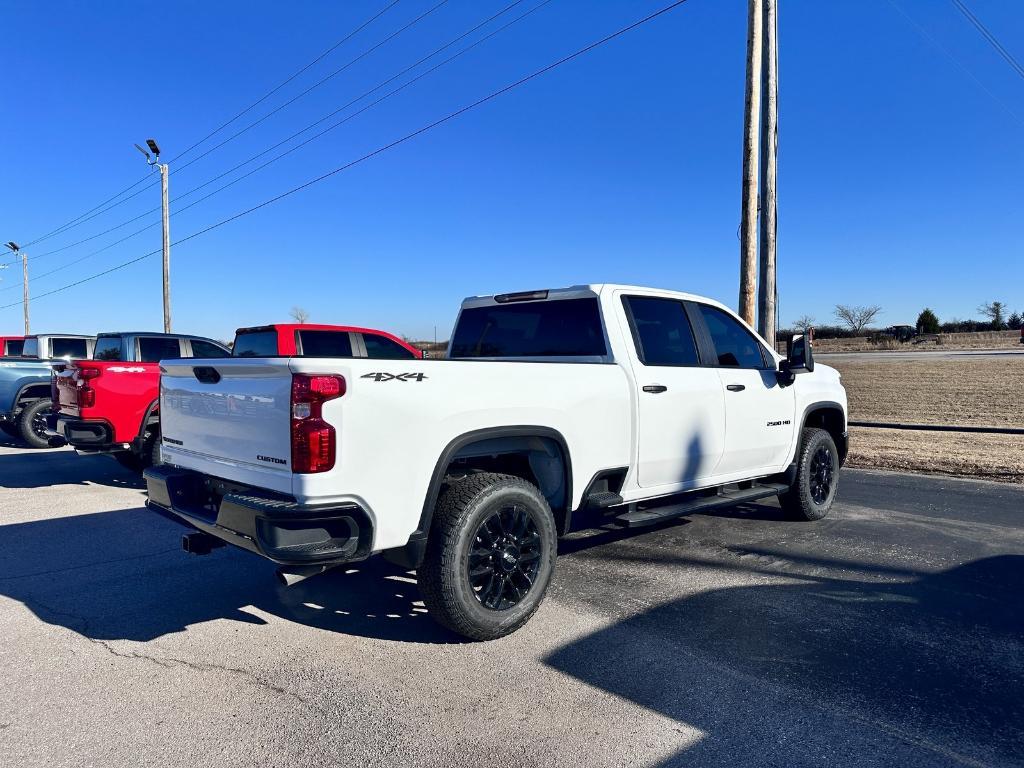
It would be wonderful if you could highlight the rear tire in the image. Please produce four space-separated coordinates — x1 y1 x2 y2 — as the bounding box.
417 472 557 641
779 427 839 521
17 399 53 449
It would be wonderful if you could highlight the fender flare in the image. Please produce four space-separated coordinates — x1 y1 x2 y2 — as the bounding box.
385 426 573 570
797 400 848 464
13 381 53 409
137 399 160 440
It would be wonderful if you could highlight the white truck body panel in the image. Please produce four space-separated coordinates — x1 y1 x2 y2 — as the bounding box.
157 283 847 554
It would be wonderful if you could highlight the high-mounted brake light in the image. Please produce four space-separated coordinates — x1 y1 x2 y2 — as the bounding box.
291 374 345 473
494 289 549 303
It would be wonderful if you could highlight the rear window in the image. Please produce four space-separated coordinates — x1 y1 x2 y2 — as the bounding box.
363 333 415 360
450 298 607 358
22 338 39 357
138 337 182 363
3 340 24 356
51 338 89 359
297 330 353 358
233 331 279 357
93 336 124 361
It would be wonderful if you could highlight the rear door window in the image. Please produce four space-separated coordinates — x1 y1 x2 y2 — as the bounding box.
362 333 416 359
93 336 124 361
138 337 183 363
450 298 607 358
232 331 279 357
297 330 353 358
189 339 229 358
623 296 700 366
51 338 89 359
4 340 24 356
697 304 768 369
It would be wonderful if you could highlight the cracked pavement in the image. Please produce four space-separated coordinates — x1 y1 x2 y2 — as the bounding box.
1 440 1022 767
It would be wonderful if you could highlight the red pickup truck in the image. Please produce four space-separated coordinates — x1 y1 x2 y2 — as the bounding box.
54 332 231 469
55 325 420 471
230 323 422 359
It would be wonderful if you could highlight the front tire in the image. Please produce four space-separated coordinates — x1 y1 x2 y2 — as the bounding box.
17 400 53 449
780 427 839 521
417 472 557 641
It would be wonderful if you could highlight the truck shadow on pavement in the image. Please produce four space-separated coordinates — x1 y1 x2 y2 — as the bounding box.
544 552 1024 767
0 506 458 644
0 443 144 490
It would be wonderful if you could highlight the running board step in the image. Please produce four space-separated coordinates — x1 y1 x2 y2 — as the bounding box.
614 483 789 528
584 491 625 509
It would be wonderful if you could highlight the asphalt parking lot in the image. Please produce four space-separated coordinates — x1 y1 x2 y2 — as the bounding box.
1 440 1021 768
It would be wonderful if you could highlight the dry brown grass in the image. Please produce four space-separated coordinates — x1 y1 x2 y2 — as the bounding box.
828 357 1024 482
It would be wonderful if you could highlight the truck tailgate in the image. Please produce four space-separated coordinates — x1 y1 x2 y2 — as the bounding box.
159 359 294 492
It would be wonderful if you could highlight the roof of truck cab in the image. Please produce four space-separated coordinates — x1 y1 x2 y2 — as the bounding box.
95 331 224 341
26 333 95 339
460 284 732 313
237 323 410 338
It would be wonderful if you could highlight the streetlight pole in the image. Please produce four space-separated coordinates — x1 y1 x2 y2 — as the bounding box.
5 242 29 334
135 139 171 332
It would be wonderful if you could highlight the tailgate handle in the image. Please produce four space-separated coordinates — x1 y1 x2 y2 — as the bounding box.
193 366 221 384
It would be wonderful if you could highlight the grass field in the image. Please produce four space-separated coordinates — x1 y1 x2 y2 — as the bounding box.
827 357 1024 483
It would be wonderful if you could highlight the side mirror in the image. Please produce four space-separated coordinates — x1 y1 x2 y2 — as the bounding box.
777 333 814 386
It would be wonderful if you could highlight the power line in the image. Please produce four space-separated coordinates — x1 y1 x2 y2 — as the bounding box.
952 0 1024 82
170 0 452 178
167 0 405 164
14 0 405 253
10 0 544 281
1 0 691 311
885 0 1024 128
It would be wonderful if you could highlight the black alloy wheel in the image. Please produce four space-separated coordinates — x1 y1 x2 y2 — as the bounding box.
468 503 543 611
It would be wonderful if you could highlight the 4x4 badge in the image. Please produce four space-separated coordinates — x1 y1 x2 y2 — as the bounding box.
360 372 428 382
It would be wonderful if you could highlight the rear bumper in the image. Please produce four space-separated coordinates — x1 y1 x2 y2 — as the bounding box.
56 416 114 447
143 464 374 566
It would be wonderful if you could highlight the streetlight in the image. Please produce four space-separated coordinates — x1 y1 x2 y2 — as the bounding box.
136 138 171 332
4 241 29 334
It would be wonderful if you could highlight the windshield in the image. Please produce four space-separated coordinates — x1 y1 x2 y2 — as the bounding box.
450 298 607 358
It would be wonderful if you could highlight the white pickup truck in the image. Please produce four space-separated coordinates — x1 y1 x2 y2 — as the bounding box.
146 285 848 640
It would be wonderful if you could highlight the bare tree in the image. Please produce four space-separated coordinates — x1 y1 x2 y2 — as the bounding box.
834 304 882 334
791 314 815 333
977 300 1007 329
289 306 310 324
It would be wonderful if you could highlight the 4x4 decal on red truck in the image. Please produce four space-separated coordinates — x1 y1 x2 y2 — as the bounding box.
360 372 428 382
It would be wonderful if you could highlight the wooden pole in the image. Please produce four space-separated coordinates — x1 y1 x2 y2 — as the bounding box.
757 0 778 346
739 0 762 326
159 162 171 333
22 251 30 335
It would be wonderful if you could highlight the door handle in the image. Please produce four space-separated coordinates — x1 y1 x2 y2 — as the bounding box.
726 384 746 392
642 385 668 394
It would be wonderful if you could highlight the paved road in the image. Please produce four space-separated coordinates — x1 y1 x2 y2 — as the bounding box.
1 440 1021 768
819 348 1024 362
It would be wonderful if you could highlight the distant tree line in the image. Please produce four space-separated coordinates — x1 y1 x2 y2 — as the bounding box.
777 300 1022 341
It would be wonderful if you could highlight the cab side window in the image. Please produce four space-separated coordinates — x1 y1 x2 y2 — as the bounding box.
189 340 229 359
623 296 700 366
363 333 416 360
138 337 183 363
697 304 768 369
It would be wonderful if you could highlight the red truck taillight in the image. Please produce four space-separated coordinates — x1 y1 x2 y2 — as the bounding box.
75 365 102 408
291 374 345 473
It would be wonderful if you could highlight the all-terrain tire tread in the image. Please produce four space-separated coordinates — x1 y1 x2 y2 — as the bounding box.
418 472 554 641
779 427 837 521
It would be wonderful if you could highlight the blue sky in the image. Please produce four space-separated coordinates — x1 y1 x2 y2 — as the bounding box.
1 0 1021 341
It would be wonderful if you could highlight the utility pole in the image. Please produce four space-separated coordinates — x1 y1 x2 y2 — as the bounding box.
135 139 172 332
4 242 29 334
738 0 763 327
757 0 778 347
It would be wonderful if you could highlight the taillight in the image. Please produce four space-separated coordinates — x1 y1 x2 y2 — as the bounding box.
75 365 101 408
290 374 345 473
